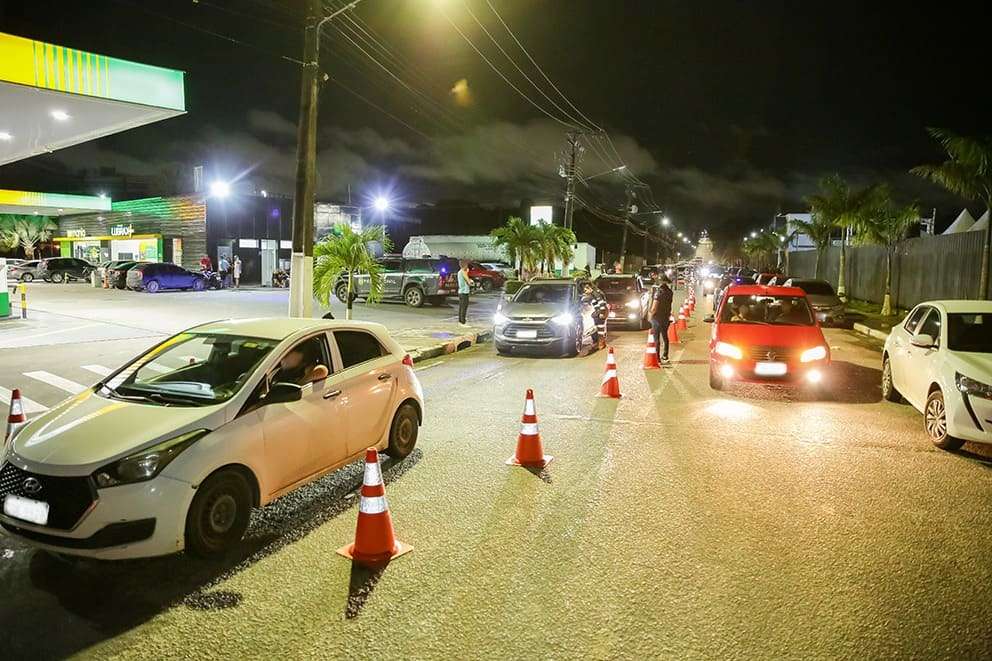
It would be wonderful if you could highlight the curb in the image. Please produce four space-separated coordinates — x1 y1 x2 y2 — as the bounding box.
852 322 890 341
408 329 492 364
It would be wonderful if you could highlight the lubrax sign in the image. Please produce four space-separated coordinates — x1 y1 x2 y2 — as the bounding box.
110 224 134 237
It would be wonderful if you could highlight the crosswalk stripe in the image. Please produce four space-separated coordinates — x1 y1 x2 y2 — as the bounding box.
23 371 88 395
146 363 171 374
0 387 48 414
82 365 113 377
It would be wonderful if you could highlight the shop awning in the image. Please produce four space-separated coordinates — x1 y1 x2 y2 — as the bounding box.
0 188 111 216
0 32 186 166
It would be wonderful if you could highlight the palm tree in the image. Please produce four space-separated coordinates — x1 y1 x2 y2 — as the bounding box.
0 216 18 252
534 222 576 275
742 232 779 270
806 175 880 300
789 214 836 278
490 216 541 278
853 186 919 315
912 128 992 299
4 216 59 258
312 224 392 320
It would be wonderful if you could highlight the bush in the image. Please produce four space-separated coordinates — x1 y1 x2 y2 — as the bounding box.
504 279 524 296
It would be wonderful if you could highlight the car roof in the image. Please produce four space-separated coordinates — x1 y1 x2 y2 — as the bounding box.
190 317 388 341
725 284 807 297
524 278 576 285
922 300 992 313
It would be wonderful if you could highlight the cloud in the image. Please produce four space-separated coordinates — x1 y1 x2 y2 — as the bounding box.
247 110 297 138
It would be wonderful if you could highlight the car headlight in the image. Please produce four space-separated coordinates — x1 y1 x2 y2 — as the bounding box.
800 346 828 363
956 373 992 400
93 429 207 488
714 341 743 360
625 299 640 309
551 312 574 326
493 311 510 325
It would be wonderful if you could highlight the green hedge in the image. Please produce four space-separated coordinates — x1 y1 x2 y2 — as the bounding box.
504 279 525 296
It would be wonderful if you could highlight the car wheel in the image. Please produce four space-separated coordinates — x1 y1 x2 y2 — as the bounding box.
566 324 582 357
881 357 901 403
335 282 351 303
20 273 33 282
145 279 161 293
50 271 65 284
480 278 494 292
925 390 964 451
386 402 419 458
709 365 725 391
192 278 205 292
185 469 253 558
404 286 425 308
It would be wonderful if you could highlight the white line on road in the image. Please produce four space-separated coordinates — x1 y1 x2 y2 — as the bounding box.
0 323 103 348
81 365 113 377
414 360 446 372
23 371 87 395
146 363 171 373
0 387 48 414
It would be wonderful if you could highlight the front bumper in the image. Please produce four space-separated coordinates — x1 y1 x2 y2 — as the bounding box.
606 308 643 328
710 356 829 386
948 390 992 444
0 471 194 560
495 322 573 353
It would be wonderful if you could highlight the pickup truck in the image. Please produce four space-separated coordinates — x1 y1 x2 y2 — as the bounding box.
334 256 459 307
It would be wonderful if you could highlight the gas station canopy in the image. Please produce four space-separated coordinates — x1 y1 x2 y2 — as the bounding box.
0 189 111 216
0 32 186 167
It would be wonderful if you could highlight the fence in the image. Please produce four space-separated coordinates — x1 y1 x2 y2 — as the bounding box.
787 230 990 309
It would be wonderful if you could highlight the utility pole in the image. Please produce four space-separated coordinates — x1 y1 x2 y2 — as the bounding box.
288 0 321 318
560 130 582 276
618 187 633 272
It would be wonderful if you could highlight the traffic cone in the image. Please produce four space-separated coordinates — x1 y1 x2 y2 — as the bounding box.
5 389 26 442
642 330 661 369
506 389 552 468
677 311 687 331
667 316 680 344
337 448 412 567
597 347 622 398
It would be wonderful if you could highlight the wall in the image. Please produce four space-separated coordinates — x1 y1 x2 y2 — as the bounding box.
787 230 990 307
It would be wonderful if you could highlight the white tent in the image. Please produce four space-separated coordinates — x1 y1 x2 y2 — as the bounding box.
971 210 989 232
943 208 975 234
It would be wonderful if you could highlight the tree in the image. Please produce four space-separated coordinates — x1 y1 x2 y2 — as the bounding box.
312 224 392 320
0 215 58 258
534 222 576 275
854 187 919 315
912 128 992 299
490 216 540 278
741 232 779 269
806 175 880 300
789 214 836 278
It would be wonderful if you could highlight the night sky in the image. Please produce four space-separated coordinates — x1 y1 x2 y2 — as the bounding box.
1 0 989 248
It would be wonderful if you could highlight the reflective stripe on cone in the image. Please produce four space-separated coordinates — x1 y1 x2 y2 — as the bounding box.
337 447 412 566
642 330 661 369
597 347 622 398
507 388 552 468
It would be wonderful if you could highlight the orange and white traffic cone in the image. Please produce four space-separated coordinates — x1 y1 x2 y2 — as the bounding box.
677 311 687 331
667 316 680 345
506 389 552 468
597 347 622 398
5 388 26 442
337 448 412 567
642 330 661 370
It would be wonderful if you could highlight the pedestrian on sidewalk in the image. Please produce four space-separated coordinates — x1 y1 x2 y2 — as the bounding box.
650 276 673 362
218 255 231 288
457 259 471 326
199 254 212 272
233 256 242 289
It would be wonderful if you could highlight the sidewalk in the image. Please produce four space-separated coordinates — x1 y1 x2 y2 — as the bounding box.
843 298 906 341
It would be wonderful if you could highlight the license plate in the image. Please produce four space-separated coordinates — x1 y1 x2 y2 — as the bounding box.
4 494 49 526
516 329 538 339
755 362 787 376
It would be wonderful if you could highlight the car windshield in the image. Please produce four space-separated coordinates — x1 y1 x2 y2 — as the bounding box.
793 281 836 296
101 333 278 406
514 284 571 304
720 294 815 325
597 277 637 293
947 313 992 353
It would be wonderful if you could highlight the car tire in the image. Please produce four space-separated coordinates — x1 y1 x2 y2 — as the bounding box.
387 402 419 458
925 389 965 451
145 279 161 293
192 278 205 292
184 469 253 558
20 273 33 282
404 286 425 308
881 357 901 403
709 365 725 391
566 324 582 357
335 282 351 303
50 271 65 284
480 278 494 292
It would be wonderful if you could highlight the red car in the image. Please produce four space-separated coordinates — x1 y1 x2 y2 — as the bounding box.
706 284 831 390
467 261 506 291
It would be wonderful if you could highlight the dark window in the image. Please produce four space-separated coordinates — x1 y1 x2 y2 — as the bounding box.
904 306 929 334
790 281 835 296
272 335 331 385
334 330 386 369
405 259 433 273
947 313 992 353
918 310 941 345
380 259 403 272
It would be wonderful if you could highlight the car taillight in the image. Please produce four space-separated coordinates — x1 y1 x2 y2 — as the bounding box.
402 354 414 367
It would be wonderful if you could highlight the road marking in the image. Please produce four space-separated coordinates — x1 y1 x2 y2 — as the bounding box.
0 322 103 348
23 371 87 395
0 387 48 414
146 363 171 374
81 364 113 377
414 360 446 372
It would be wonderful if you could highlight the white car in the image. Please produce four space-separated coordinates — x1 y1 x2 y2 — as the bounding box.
0 318 424 560
882 300 992 450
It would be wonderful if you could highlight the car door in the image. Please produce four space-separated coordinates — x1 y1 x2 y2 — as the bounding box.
904 308 943 409
254 333 340 493
330 329 398 457
890 305 929 398
381 258 404 298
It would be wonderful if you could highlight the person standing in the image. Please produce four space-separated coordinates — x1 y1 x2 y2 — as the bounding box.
650 276 674 362
233 255 242 289
218 255 231 288
457 259 471 326
199 254 212 272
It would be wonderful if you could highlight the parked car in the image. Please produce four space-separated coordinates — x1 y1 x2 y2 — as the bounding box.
335 256 458 308
0 318 423 560
706 284 831 391
38 257 93 283
8 260 42 282
480 261 517 281
595 273 650 329
782 278 846 325
3 258 26 272
127 262 207 293
493 278 602 356
466 261 506 291
881 300 992 450
106 261 142 289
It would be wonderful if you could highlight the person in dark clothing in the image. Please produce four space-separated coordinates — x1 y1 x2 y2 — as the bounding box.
649 277 674 361
581 282 609 347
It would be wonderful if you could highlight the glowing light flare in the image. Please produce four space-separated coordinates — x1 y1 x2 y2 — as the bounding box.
373 196 391 212
450 78 472 107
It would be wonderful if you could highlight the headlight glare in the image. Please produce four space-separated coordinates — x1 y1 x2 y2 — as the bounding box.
493 311 510 325
625 299 640 309
956 372 992 400
800 346 828 363
551 312 574 326
715 341 743 360
93 429 207 488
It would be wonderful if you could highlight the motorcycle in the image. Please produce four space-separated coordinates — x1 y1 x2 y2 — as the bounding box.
200 270 225 290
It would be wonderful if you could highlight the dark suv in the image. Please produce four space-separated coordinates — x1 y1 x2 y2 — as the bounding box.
38 257 93 283
595 274 651 329
334 256 458 307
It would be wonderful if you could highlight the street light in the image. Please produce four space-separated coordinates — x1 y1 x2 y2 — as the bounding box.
582 164 627 181
661 216 670 226
750 231 757 238
677 232 683 238
373 195 391 212
210 181 231 198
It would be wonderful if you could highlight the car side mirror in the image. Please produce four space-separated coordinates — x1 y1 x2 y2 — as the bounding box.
703 315 715 323
910 333 936 349
266 381 302 405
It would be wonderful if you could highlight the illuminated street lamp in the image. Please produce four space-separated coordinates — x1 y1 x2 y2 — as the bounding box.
661 216 670 226
677 231 683 238
210 181 231 198
750 231 757 238
373 195 391 213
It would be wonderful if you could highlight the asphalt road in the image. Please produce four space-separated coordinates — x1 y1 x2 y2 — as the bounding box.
2 291 992 659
